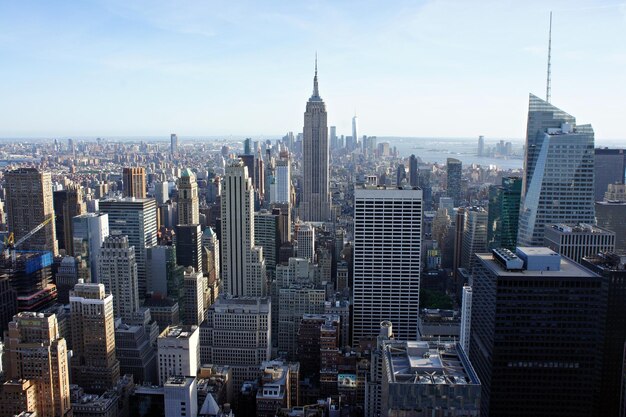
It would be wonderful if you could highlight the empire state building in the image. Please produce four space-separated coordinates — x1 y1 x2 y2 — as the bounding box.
300 59 331 222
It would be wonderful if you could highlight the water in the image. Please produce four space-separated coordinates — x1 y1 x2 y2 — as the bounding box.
385 137 524 170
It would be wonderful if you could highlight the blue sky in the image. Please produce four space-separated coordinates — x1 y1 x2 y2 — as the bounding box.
0 0 625 140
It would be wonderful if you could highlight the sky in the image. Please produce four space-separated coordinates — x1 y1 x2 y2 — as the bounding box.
0 0 625 141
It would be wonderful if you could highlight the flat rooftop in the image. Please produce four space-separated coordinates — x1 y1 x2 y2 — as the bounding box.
160 325 197 339
476 252 598 278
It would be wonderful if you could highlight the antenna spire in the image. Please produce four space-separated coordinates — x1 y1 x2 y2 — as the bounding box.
546 11 552 103
312 53 320 98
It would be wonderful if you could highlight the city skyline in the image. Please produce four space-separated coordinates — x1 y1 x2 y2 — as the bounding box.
0 1 625 139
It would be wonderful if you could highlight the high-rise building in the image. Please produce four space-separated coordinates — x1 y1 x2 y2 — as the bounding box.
72 212 109 283
477 135 485 157
352 186 422 344
114 321 157 384
330 126 337 150
122 167 147 199
459 284 472 355
201 227 220 281
220 160 266 297
300 59 331 222
352 114 358 150
254 210 279 281
0 250 57 313
5 311 72 417
70 282 120 393
518 94 595 246
164 376 198 417
176 224 202 273
183 267 205 326
594 148 626 201
544 223 615 263
157 325 200 385
461 207 488 271
97 234 139 321
154 181 169 205
170 133 178 156
409 154 418 187
55 256 81 304
581 253 626 417
396 164 406 185
487 177 522 251
53 184 85 255
5 168 58 255
177 169 200 225
470 247 604 417
446 158 462 206
295 222 315 263
200 296 271 388
596 183 626 254
272 153 291 205
146 245 184 299
100 197 157 298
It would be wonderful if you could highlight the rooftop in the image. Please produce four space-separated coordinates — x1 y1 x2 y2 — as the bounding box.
547 223 613 235
160 325 198 339
477 251 598 278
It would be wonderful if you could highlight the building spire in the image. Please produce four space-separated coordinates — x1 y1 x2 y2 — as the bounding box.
546 11 553 103
312 53 320 98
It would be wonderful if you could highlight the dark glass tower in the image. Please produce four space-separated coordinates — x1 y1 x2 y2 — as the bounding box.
446 158 462 205
487 177 522 250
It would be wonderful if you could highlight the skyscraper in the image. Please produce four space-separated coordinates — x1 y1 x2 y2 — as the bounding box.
446 158 462 206
157 325 199 385
487 177 522 251
409 154 418 187
70 282 120 393
594 148 626 201
255 210 279 281
461 207 488 272
53 184 85 255
170 133 178 156
477 135 485 157
100 197 157 298
5 168 58 255
518 94 595 246
5 311 72 417
97 234 139 321
352 185 422 344
122 167 147 199
470 247 604 417
220 160 266 297
272 152 291 205
300 58 331 222
352 114 358 150
177 168 199 225
596 184 626 253
72 212 109 283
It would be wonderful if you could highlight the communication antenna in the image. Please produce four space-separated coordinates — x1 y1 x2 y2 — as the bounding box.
546 11 553 103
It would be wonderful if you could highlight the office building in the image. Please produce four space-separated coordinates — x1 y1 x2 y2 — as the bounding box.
0 250 56 313
97 234 139 321
460 285 472 354
256 361 296 417
115 321 157 384
446 158 462 205
177 169 200 225
5 311 72 417
164 376 197 417
518 94 595 246
368 322 480 417
183 267 205 326
581 253 626 417
55 256 80 304
72 212 109 283
477 135 485 157
409 154 419 187
171 133 178 156
220 160 266 297
147 245 184 298
470 247 604 417
487 177 521 251
53 184 85 255
272 153 291 205
122 167 147 199
278 284 326 359
0 379 38 417
201 227 220 280
297 314 340 384
70 282 120 393
594 148 626 201
596 184 626 253
157 325 200 385
154 181 169 205
176 224 202 273
461 207 488 271
300 60 331 222
544 223 615 263
200 296 271 388
254 210 279 281
4 168 58 255
353 186 422 345
296 222 315 262
0 275 17 335
352 114 358 150
100 197 157 298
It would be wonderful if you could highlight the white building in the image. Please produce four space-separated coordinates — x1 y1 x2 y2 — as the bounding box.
183 268 205 326
200 296 271 388
352 186 423 345
164 376 198 417
273 155 291 205
220 160 266 297
296 222 315 263
158 325 200 385
460 285 472 354
97 234 139 321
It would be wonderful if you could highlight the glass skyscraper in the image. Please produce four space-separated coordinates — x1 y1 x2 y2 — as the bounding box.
517 94 595 246
487 177 522 251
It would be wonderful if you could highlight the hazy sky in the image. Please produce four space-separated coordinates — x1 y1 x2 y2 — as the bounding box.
1 0 625 140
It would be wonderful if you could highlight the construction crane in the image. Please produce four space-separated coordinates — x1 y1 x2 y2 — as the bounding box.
3 215 54 262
